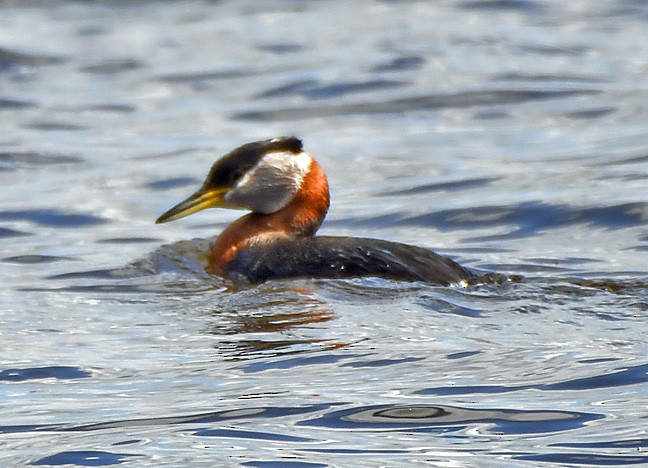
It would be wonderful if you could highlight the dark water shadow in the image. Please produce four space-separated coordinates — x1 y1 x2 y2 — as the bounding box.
371 55 426 72
553 439 648 450
235 88 599 121
156 68 250 91
0 96 35 109
146 176 199 191
510 452 648 465
3 254 75 264
31 450 142 466
256 78 407 100
0 46 64 72
0 366 91 382
23 120 88 131
80 58 142 75
417 363 648 395
0 208 106 227
0 151 82 171
460 0 545 12
0 404 333 434
242 461 327 468
0 227 32 238
327 201 646 239
402 201 645 238
299 403 600 435
255 42 304 54
381 176 500 196
495 71 610 84
1 402 598 439
56 103 136 114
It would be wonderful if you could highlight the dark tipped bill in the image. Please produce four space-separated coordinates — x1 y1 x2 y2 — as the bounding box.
156 187 227 224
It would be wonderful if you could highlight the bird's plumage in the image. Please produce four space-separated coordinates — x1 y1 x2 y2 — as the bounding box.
157 137 473 286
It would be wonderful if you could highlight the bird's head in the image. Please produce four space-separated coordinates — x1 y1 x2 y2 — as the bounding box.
156 137 319 224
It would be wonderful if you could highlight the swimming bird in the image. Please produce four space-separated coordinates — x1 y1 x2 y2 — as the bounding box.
156 137 473 285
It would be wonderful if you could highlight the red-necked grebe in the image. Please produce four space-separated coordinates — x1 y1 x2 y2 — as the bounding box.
156 137 473 285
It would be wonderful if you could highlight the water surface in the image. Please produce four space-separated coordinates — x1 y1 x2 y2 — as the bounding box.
1 1 648 466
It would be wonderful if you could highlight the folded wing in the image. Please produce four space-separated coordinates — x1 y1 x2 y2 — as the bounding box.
226 236 473 285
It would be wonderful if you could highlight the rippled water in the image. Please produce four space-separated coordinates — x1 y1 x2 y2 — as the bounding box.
2 1 648 466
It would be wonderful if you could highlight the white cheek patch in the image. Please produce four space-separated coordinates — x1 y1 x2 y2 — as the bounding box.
225 150 313 213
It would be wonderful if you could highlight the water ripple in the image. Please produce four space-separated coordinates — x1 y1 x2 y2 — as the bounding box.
235 89 599 120
0 96 35 109
79 58 142 75
31 450 142 466
402 202 646 237
371 55 425 72
3 254 74 264
511 452 648 465
0 404 333 434
298 404 600 434
257 79 408 100
417 363 648 395
0 209 106 227
193 428 315 442
0 151 81 170
0 366 91 382
156 68 249 86
0 46 63 71
460 0 544 12
382 177 499 196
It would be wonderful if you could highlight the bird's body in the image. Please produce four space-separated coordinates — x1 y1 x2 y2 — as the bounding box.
156 137 473 286
224 236 472 285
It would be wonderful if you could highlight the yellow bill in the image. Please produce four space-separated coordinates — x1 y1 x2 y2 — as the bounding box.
156 187 228 224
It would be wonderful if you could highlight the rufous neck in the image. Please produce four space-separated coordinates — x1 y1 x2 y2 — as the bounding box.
278 156 329 236
210 157 330 275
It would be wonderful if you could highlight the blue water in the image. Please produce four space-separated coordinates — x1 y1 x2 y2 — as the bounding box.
1 1 648 466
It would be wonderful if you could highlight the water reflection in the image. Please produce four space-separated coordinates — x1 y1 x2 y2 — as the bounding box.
206 286 339 359
38 239 343 359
